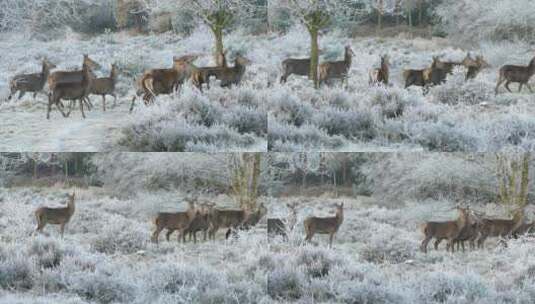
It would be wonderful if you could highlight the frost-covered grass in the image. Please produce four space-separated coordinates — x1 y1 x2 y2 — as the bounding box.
4 186 535 303
268 196 535 303
266 29 535 152
0 187 269 304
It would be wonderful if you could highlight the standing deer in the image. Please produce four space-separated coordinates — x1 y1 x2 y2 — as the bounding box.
48 55 101 91
318 46 354 87
224 203 268 239
304 202 344 248
8 58 56 101
464 54 490 80
191 54 252 91
151 199 197 244
132 55 198 108
513 220 535 238
495 55 535 94
268 202 298 241
280 58 311 84
420 206 470 253
183 202 211 243
35 192 76 238
476 208 525 249
403 56 448 92
369 55 390 85
89 63 119 111
47 56 99 119
447 210 483 252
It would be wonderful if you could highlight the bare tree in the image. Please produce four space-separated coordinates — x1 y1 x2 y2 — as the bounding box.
273 0 359 88
228 153 263 209
177 0 263 66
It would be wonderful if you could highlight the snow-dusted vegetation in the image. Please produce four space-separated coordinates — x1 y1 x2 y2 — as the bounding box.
2 152 535 303
0 0 534 151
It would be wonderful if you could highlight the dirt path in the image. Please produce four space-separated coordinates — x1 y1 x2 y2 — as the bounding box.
0 100 131 151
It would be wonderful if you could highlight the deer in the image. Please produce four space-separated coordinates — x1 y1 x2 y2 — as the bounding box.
463 54 490 80
130 55 198 109
318 46 354 87
191 54 252 91
228 203 268 238
47 56 99 120
89 63 119 111
150 199 197 244
280 58 311 84
34 192 76 238
183 202 211 243
369 55 390 86
267 202 298 241
403 56 448 92
420 206 470 253
476 208 525 249
206 203 263 240
303 202 344 248
495 55 535 95
447 210 483 252
8 58 56 101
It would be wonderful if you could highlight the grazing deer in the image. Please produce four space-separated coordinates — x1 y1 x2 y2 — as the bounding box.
477 208 525 249
47 56 99 119
495 55 535 94
304 202 344 248
192 54 252 91
318 46 354 87
151 199 197 244
225 203 268 239
132 55 198 108
423 56 449 86
35 192 76 238
268 202 298 241
420 206 470 253
369 55 390 86
280 58 311 84
513 220 535 238
8 58 56 101
89 63 119 111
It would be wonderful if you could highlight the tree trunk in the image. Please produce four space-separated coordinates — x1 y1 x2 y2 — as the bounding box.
213 27 225 66
418 0 424 26
519 152 530 207
308 28 319 89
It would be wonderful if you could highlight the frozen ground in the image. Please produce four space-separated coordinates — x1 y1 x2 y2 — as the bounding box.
3 186 535 303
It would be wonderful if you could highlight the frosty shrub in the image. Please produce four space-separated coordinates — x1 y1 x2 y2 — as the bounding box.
267 267 304 300
68 265 137 304
412 271 489 303
409 120 479 152
91 216 148 254
27 237 64 269
429 69 493 105
294 247 343 278
268 120 345 151
0 246 35 290
313 108 377 140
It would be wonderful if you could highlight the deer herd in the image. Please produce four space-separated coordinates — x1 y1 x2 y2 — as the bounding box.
29 192 535 252
6 44 535 119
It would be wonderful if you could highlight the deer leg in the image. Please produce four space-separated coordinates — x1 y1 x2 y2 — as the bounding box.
60 223 65 238
151 226 163 244
165 229 173 241
420 236 432 253
79 99 86 119
225 228 232 240
504 81 513 93
33 92 37 100
280 74 287 84
193 231 197 244
519 83 524 92
102 95 106 112
329 233 334 248
112 94 117 107
18 91 25 100
434 238 442 250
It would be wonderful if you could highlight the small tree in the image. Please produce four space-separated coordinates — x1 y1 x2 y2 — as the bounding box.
178 0 262 66
496 152 531 211
274 0 357 88
228 153 263 209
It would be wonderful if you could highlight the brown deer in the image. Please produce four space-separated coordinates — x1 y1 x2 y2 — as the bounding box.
477 208 525 249
304 202 344 248
318 46 354 87
151 199 197 244
35 192 76 238
268 202 298 241
47 57 99 119
447 210 483 252
183 202 211 243
132 55 198 108
463 54 490 80
48 55 100 91
513 220 535 238
403 56 448 91
420 206 470 253
191 54 252 91
8 58 56 101
89 63 119 111
369 55 390 86
495 55 535 94
280 58 311 84
206 203 262 240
